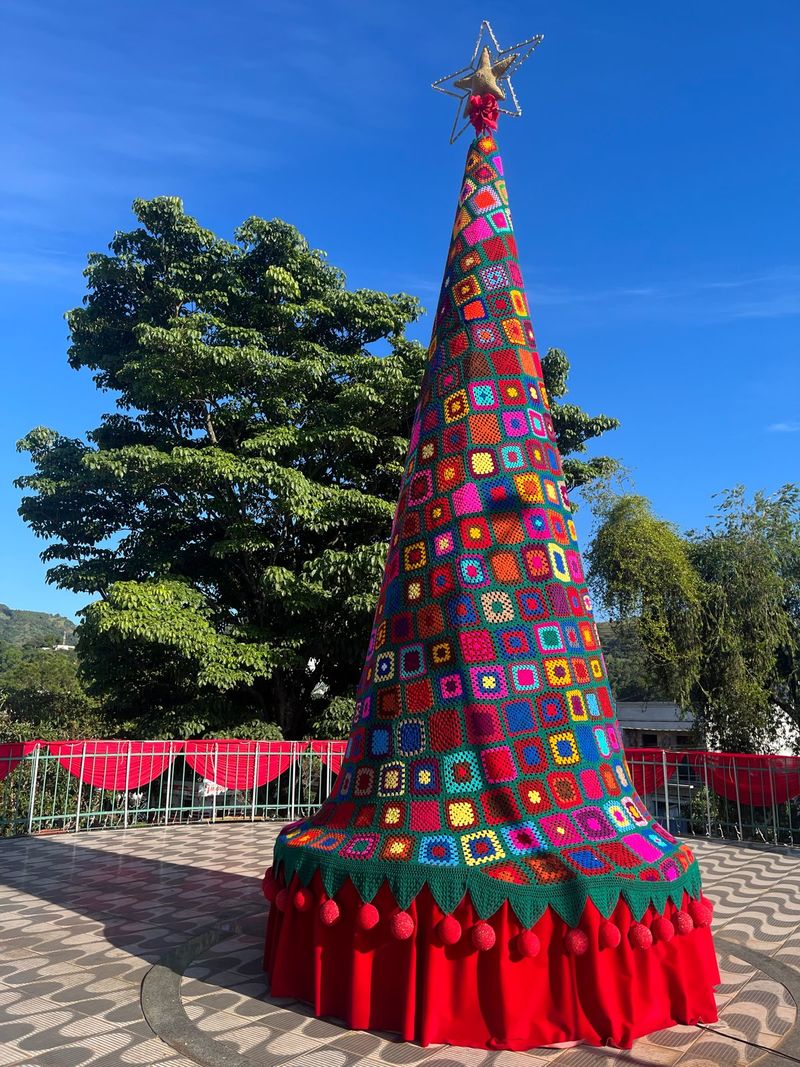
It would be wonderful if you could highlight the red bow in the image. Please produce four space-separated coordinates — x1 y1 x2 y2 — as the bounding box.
468 93 499 132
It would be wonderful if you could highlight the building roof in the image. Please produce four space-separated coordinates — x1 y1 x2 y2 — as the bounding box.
615 701 692 732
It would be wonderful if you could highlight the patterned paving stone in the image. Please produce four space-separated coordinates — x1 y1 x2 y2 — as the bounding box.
2 826 800 1066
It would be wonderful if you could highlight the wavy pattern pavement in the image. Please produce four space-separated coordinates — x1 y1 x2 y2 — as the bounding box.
1 826 800 1066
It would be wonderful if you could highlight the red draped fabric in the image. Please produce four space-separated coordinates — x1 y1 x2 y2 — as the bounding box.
265 872 719 1050
310 740 346 774
46 740 182 790
686 751 800 806
15 743 800 808
625 749 684 797
0 742 32 781
184 740 299 790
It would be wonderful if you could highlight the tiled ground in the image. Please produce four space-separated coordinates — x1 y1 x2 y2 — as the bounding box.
0 826 798 1067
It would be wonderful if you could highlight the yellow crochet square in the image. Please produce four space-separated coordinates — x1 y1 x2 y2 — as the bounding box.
514 473 543 503
447 800 478 829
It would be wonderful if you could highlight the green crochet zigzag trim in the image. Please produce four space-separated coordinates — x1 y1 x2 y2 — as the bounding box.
272 838 703 929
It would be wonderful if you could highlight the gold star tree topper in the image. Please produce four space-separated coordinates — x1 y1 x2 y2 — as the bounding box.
432 20 544 143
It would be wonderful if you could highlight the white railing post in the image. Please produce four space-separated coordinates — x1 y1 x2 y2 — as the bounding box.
74 742 88 832
732 755 744 840
164 742 174 825
211 743 219 824
123 741 132 829
702 753 711 836
768 760 779 844
661 749 671 832
289 743 297 822
26 744 41 834
251 742 260 823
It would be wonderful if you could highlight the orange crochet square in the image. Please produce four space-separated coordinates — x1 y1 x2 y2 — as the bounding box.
468 413 501 444
490 551 521 584
491 513 524 544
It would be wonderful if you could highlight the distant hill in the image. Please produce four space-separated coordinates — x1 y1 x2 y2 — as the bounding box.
0 604 77 648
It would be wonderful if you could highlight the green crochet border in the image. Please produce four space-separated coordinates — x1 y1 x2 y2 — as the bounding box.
272 838 703 929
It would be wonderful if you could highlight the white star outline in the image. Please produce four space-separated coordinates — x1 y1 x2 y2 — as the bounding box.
432 20 544 144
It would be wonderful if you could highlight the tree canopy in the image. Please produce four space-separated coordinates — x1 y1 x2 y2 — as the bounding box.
588 488 800 752
18 197 619 739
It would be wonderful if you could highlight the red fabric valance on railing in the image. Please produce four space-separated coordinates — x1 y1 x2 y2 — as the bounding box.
625 749 684 798
310 740 346 774
3 739 347 793
0 742 35 781
184 740 299 790
685 751 800 807
46 740 183 791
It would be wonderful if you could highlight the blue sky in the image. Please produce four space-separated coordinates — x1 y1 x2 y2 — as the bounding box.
1 0 798 622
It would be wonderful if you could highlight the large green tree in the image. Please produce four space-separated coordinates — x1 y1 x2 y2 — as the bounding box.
18 198 619 739
588 488 800 752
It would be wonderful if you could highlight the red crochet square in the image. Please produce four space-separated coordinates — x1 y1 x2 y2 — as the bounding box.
598 841 642 869
354 804 375 827
459 516 492 550
405 678 433 714
410 800 441 832
325 801 355 828
417 603 444 638
425 497 451 528
402 510 421 538
481 746 516 783
517 778 552 816
491 348 520 375
430 563 457 598
436 455 466 494
482 236 506 261
377 687 401 720
448 330 469 359
458 629 495 663
514 736 548 774
464 703 503 744
571 657 590 684
482 788 520 825
430 709 463 751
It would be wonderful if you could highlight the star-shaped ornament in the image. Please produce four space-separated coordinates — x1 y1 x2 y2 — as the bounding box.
454 46 516 100
432 20 544 143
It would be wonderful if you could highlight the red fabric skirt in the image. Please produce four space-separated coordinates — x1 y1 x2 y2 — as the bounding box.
264 873 719 1050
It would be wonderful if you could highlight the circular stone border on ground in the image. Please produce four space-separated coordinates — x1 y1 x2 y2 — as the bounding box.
140 919 800 1067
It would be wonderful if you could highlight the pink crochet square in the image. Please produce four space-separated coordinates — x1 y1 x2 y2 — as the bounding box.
452 482 481 516
463 217 492 246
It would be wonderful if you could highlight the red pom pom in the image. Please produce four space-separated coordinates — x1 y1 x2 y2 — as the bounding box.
471 922 496 951
275 888 289 912
652 916 675 943
599 921 621 949
390 911 415 940
262 869 278 903
689 901 713 928
319 899 340 927
437 915 462 946
701 895 715 914
517 930 540 958
293 888 312 912
358 903 380 931
675 911 694 935
565 928 589 956
629 922 653 950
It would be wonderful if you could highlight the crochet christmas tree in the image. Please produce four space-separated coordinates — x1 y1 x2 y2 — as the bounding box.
264 25 719 1050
